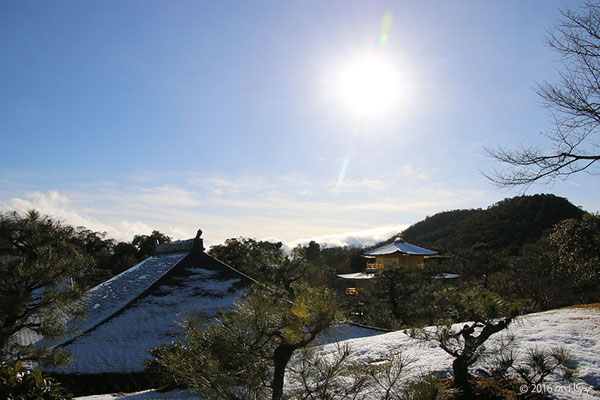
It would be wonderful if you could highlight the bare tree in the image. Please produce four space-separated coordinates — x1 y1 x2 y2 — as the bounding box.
486 2 600 188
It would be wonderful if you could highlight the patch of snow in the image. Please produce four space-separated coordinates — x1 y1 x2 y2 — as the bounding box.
76 389 198 399
431 273 461 279
316 306 600 399
78 307 600 399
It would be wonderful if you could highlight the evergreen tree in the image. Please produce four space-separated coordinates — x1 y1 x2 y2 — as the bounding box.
132 230 171 260
147 285 338 400
373 265 425 325
409 290 531 398
149 237 339 399
0 211 89 365
547 213 600 303
209 238 308 292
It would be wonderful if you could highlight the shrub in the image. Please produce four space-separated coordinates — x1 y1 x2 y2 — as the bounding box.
0 361 72 399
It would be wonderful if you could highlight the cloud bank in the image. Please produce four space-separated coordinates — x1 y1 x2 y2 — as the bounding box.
280 225 408 250
0 168 496 246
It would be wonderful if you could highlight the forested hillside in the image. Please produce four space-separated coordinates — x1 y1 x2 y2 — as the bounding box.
377 194 584 254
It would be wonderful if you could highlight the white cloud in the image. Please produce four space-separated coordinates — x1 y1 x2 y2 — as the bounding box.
0 169 498 247
395 164 429 180
4 191 125 238
263 225 408 251
1 190 190 242
291 225 408 248
138 185 199 208
331 178 387 193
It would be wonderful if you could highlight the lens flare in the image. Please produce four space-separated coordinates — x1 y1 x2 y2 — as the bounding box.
379 12 394 44
336 158 350 191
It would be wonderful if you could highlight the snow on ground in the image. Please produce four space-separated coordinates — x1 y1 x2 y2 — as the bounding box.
77 305 600 399
315 305 600 400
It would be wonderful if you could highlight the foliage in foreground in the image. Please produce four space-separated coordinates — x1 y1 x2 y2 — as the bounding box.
146 284 338 400
409 290 532 397
288 345 454 400
489 346 577 399
0 210 89 365
0 209 174 366
0 361 72 399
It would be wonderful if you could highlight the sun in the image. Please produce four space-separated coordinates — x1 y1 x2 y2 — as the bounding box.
337 56 399 118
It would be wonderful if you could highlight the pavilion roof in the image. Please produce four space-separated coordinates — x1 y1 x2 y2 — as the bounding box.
364 240 438 256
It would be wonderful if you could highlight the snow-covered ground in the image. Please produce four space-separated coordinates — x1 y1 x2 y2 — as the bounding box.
77 305 600 399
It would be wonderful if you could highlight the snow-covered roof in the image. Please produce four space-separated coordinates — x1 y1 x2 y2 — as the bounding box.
42 245 252 375
431 273 461 279
363 240 438 256
337 272 376 280
52 252 188 347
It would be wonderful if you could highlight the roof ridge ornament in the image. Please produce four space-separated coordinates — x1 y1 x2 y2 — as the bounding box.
394 234 405 243
192 229 204 254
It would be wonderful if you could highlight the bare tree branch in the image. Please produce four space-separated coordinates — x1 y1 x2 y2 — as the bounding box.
487 2 600 187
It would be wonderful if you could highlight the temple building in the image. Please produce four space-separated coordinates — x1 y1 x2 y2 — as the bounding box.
338 236 439 294
362 236 438 271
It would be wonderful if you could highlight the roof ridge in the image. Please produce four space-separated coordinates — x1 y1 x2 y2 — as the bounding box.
154 239 194 254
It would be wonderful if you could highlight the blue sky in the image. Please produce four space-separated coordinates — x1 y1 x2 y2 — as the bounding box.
1 0 598 247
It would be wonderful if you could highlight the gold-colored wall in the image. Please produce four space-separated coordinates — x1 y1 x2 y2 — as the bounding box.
373 254 424 268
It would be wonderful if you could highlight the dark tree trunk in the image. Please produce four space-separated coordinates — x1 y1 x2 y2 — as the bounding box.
452 356 472 397
272 343 296 400
388 284 403 320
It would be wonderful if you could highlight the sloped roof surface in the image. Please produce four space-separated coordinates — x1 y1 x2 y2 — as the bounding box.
43 251 188 348
47 252 249 374
364 241 438 256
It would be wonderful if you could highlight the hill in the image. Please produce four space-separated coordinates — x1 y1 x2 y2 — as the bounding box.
377 194 584 254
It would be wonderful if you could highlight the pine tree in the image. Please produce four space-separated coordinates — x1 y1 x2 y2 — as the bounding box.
147 285 338 400
409 290 531 398
0 210 89 365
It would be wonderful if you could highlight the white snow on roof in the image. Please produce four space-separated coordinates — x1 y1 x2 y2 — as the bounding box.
364 241 438 256
337 272 376 280
40 252 189 349
50 262 245 375
431 273 461 279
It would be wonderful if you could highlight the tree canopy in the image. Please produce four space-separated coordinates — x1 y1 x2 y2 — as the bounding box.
147 282 338 400
0 211 89 365
394 194 583 253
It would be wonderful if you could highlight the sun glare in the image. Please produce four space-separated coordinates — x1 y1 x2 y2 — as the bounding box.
338 57 398 118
